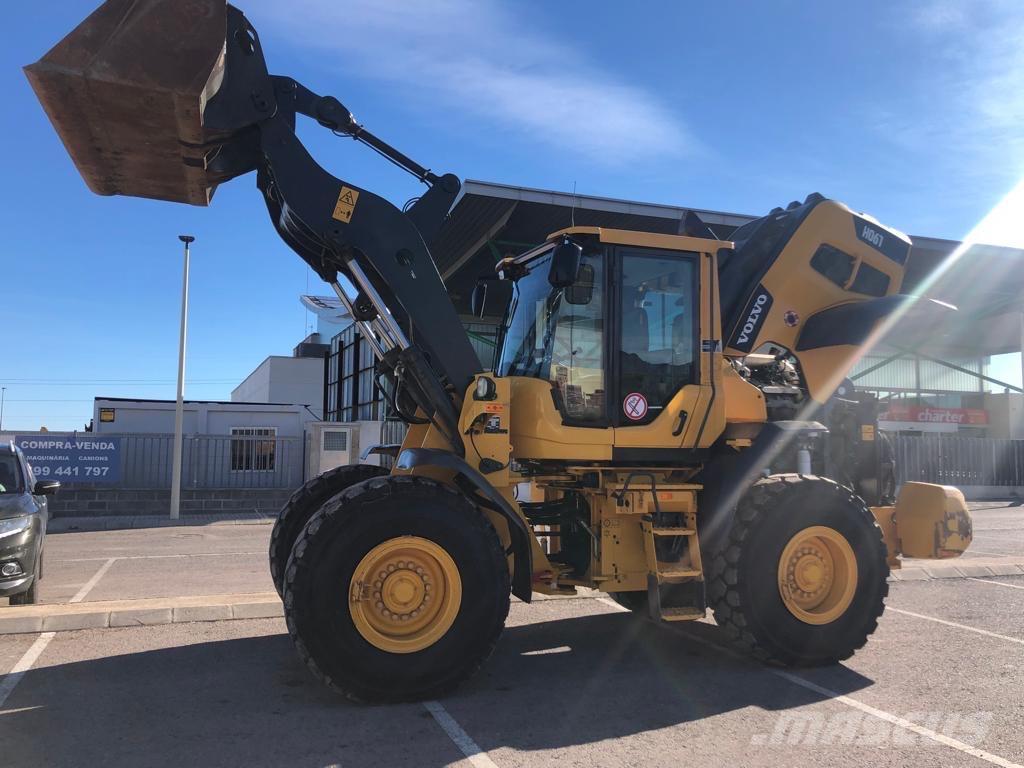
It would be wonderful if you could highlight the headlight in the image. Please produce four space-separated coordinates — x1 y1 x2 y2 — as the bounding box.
0 516 32 539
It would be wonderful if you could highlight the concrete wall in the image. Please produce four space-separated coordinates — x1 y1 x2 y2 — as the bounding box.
47 488 294 517
983 393 1024 439
232 356 324 414
93 400 309 438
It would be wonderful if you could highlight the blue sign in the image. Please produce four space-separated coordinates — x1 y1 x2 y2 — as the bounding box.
15 435 122 484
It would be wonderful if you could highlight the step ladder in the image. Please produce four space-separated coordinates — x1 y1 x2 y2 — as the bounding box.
641 517 706 622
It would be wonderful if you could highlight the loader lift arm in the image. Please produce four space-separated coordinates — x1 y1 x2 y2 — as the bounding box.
199 5 482 452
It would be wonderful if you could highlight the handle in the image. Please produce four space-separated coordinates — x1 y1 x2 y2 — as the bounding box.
672 410 689 437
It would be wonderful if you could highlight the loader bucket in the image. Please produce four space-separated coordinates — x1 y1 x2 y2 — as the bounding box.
24 0 230 205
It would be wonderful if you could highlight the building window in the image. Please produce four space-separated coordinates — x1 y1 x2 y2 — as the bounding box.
230 427 277 471
325 324 385 422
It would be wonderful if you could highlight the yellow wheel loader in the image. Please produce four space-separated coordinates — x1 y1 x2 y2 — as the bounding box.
27 0 973 703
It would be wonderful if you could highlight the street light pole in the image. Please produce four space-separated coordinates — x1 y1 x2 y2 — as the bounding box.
0 387 6 433
170 235 194 520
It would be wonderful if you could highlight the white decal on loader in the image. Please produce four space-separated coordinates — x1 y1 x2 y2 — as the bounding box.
738 293 769 344
861 224 884 249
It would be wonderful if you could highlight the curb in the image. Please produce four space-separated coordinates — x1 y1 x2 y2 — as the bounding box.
891 562 1024 581
0 592 282 635
49 513 276 533
4 567 1021 635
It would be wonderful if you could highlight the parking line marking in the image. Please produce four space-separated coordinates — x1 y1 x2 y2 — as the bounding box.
70 558 117 604
56 551 262 563
423 700 499 768
887 606 1024 646
0 632 56 711
595 599 1023 768
967 577 1024 591
768 669 1023 768
521 645 572 656
960 547 1020 556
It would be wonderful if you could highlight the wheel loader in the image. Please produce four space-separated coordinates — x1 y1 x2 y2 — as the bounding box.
27 0 973 703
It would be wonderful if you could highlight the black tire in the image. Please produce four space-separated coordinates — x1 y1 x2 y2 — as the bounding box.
283 475 511 703
707 474 888 666
10 555 40 606
269 464 388 597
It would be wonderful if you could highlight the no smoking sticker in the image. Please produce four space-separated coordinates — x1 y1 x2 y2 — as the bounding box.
623 392 648 421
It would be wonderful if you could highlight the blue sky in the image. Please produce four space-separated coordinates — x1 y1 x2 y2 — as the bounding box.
2 0 1023 430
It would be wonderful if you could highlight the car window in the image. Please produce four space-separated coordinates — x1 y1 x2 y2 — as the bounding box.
0 454 24 494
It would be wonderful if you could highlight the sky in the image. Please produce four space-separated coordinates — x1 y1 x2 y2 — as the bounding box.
2 0 1023 431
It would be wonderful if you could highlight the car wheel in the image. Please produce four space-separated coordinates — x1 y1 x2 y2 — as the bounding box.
9 557 40 606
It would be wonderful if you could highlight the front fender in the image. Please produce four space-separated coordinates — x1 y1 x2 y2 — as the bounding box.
396 448 533 602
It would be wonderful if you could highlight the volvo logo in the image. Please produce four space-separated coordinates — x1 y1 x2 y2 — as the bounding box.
730 285 774 353
738 293 769 344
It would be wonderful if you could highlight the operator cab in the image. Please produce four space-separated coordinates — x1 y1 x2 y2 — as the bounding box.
493 227 724 433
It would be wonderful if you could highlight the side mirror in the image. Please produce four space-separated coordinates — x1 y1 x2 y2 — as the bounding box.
565 263 596 305
470 281 488 318
548 238 582 288
34 479 60 495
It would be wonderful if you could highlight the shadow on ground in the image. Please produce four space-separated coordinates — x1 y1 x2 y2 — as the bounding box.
0 612 874 767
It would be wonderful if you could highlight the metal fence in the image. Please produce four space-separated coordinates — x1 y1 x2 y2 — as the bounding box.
121 433 303 489
891 433 1024 487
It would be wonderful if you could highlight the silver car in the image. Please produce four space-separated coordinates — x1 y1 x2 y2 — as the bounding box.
0 442 58 605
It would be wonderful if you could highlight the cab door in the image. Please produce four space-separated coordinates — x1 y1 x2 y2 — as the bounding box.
610 246 724 456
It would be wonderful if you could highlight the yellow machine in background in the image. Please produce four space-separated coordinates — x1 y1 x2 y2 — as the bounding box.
28 0 971 704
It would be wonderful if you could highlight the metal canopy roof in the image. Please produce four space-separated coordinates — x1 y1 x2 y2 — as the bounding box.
432 180 1024 358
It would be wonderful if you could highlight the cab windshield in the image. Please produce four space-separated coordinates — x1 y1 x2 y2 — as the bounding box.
497 251 605 423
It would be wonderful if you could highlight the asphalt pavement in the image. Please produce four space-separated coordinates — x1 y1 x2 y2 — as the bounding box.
0 503 1022 767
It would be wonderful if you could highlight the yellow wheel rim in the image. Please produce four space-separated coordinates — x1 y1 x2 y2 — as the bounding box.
349 536 462 654
778 526 858 625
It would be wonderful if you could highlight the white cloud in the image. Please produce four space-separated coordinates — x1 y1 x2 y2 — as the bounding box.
245 0 695 164
893 1 1024 174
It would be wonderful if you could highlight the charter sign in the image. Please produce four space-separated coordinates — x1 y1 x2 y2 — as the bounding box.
16 435 122 484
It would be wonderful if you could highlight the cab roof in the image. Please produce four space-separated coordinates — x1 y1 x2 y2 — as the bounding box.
511 226 733 264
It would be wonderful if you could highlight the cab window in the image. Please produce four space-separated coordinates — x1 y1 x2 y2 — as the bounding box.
618 251 698 425
498 251 606 423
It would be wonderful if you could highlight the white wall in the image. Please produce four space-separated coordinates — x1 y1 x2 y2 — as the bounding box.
92 399 308 438
232 356 324 415
231 361 272 403
984 393 1024 439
